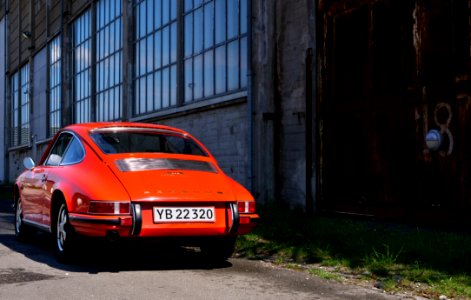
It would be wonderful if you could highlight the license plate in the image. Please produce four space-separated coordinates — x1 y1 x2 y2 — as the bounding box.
153 207 215 223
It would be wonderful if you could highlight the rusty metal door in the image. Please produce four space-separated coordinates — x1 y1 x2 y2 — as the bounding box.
318 0 470 219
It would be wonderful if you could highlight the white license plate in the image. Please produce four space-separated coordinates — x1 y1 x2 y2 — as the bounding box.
153 207 215 223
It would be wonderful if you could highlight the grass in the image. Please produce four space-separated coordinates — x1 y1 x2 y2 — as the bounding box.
235 205 471 299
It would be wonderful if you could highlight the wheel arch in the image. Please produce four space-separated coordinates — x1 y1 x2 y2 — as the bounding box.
50 190 67 226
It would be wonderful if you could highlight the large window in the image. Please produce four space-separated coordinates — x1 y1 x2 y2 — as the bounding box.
134 0 178 115
183 0 247 102
49 36 62 136
133 0 248 117
73 10 92 123
72 0 123 123
96 0 123 121
11 64 30 146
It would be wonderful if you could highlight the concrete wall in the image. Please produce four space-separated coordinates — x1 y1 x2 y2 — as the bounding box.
276 0 315 208
0 17 5 183
251 0 316 208
251 0 277 203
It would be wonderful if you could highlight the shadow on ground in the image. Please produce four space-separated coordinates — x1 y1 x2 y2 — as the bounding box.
0 212 232 274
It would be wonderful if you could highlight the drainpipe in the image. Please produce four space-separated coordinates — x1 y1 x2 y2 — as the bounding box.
273 0 282 204
247 0 254 192
305 48 313 215
305 0 318 215
4 0 9 183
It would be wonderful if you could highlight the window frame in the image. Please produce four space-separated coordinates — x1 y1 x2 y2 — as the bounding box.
44 131 86 166
132 0 248 118
72 1 124 124
10 64 31 147
48 35 62 137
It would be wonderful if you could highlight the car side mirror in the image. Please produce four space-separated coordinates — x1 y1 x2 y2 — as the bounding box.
23 157 36 170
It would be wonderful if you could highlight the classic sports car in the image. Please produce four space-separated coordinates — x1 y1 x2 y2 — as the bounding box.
14 122 258 261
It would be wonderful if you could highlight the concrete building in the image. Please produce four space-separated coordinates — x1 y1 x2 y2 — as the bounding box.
0 0 315 210
1 0 471 220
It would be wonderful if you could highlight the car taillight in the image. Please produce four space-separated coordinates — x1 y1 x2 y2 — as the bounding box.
237 201 256 214
88 201 130 215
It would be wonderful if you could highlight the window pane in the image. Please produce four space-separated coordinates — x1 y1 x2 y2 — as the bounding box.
227 0 238 39
184 58 193 103
215 0 226 44
194 54 203 99
147 0 154 34
139 2 146 37
155 0 162 28
228 40 239 90
240 0 247 34
147 74 154 111
204 2 214 49
170 65 177 106
139 78 146 113
154 71 162 109
162 67 170 107
163 0 170 24
240 37 247 88
154 31 162 68
147 35 154 73
184 14 193 57
162 26 169 65
194 8 203 54
171 0 177 19
204 50 214 97
185 0 193 12
139 40 146 76
171 22 177 63
215 45 226 93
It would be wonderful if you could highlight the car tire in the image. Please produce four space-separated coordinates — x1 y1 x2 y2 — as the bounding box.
14 196 34 241
200 236 237 262
53 202 76 262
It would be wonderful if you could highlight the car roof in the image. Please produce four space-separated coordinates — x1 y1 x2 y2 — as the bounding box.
63 122 188 136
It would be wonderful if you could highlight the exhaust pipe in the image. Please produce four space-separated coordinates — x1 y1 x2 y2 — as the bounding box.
106 230 120 242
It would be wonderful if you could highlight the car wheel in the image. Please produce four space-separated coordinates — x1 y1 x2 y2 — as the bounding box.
200 236 237 262
53 202 76 262
14 197 34 240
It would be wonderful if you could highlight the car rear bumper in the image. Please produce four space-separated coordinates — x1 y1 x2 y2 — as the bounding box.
69 203 259 238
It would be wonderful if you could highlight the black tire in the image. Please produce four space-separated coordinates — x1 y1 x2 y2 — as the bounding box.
53 202 76 262
200 236 237 262
14 196 34 241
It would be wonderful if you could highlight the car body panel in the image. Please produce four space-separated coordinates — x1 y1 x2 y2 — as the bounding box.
15 122 258 242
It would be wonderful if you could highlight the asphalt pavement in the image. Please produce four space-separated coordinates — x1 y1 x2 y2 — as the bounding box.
0 189 420 300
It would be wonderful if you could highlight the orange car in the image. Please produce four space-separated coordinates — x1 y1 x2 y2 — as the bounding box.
14 122 259 261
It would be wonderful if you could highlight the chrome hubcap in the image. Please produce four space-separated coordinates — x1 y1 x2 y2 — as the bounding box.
57 206 67 252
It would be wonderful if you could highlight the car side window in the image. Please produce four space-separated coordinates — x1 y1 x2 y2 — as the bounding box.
45 133 73 166
45 133 84 166
61 137 85 165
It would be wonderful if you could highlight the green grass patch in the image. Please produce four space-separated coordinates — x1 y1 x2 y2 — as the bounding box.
235 205 471 299
309 267 343 281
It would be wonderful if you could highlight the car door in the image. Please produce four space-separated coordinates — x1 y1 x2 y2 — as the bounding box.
20 167 46 224
43 133 86 225
36 133 74 226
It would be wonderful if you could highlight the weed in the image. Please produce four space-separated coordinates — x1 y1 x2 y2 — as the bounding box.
235 205 471 299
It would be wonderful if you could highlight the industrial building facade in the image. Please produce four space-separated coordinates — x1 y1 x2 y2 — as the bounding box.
1 0 256 193
1 0 471 220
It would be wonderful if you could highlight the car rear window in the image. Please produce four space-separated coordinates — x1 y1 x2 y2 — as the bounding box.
90 130 208 156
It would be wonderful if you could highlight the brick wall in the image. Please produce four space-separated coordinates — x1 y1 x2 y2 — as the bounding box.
158 101 250 189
